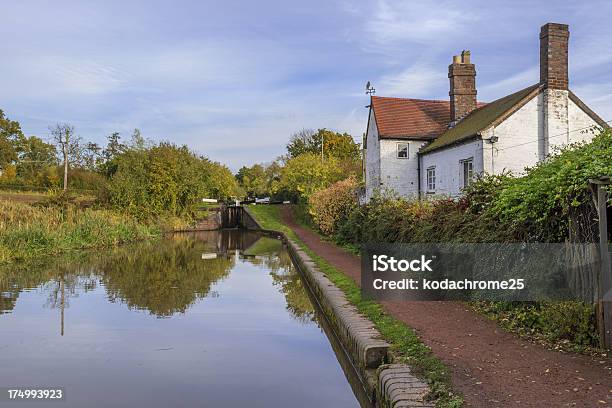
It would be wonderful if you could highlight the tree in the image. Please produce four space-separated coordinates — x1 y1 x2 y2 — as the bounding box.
204 160 240 199
0 110 25 171
286 128 360 161
0 137 16 173
50 123 80 191
106 141 240 218
15 136 57 183
236 164 269 198
103 132 126 161
81 142 102 171
275 153 346 201
286 129 316 158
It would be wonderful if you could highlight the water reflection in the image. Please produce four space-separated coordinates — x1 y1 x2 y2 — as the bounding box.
0 230 360 407
242 236 316 324
0 231 314 322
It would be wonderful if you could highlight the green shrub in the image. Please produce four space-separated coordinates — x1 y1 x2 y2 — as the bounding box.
105 143 239 219
308 177 358 235
488 129 612 241
473 301 598 349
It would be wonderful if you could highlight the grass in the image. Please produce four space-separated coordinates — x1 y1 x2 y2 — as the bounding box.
0 190 50 204
246 204 463 408
0 200 161 264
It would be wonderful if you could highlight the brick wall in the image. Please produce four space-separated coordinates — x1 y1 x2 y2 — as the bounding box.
540 23 569 90
449 51 477 123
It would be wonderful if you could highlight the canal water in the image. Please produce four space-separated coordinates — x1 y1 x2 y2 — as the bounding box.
0 230 363 407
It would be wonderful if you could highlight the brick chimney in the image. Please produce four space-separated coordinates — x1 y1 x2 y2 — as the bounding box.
449 50 477 125
540 23 569 90
539 23 571 161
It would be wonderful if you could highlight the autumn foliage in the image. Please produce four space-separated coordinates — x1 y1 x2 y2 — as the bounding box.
308 177 358 235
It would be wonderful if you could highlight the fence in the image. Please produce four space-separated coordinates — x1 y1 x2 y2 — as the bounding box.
571 176 612 348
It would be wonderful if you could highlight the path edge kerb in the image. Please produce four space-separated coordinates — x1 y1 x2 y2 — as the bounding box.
243 207 434 408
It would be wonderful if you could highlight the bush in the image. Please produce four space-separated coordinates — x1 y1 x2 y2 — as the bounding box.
105 143 239 220
308 177 358 235
274 153 358 201
473 301 598 349
65 168 106 192
488 129 612 241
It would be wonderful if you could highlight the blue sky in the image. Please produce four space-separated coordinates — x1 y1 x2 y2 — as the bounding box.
1 0 611 171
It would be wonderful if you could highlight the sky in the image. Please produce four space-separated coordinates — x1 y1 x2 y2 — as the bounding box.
1 0 611 171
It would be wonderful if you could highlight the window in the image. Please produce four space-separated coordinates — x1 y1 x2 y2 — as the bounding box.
426 167 436 191
397 143 409 159
462 159 474 188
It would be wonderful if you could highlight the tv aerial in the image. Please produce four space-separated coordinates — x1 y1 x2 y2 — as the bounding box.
365 81 376 95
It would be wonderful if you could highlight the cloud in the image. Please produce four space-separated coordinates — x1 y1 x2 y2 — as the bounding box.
377 62 446 98
363 0 478 53
478 66 539 101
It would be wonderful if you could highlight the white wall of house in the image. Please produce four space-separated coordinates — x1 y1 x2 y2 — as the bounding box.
481 94 542 176
379 139 426 199
419 139 483 197
364 108 426 200
564 96 600 144
481 90 599 177
364 109 380 201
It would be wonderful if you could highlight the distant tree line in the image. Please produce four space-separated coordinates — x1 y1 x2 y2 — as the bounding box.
235 128 362 202
0 108 239 219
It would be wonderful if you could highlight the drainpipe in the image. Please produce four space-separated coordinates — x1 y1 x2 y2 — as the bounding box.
484 133 498 175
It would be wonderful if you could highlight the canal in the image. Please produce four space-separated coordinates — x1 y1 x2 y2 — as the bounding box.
0 230 365 407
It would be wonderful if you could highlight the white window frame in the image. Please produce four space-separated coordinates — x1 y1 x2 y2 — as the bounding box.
461 158 474 188
396 143 409 159
426 167 436 192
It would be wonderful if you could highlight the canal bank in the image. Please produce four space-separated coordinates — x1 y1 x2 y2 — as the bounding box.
243 206 438 408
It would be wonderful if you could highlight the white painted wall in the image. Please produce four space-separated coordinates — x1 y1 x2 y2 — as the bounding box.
364 108 426 200
379 139 427 199
481 90 599 177
563 96 600 145
481 94 542 176
364 109 380 201
419 139 483 197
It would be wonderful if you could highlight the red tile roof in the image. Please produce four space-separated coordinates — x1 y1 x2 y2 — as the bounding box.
370 96 450 140
370 96 487 140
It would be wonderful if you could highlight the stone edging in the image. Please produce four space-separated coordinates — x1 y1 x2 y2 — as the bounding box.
242 207 434 408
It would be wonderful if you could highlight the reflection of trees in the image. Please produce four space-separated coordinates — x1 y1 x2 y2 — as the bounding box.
0 237 234 318
43 274 98 335
0 255 90 315
0 256 98 335
269 264 316 324
98 239 234 317
0 233 314 323
0 286 20 315
243 240 315 324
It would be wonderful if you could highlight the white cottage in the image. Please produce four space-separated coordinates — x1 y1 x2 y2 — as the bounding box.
364 23 607 200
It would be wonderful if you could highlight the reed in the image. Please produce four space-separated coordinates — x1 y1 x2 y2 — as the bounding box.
0 200 160 263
